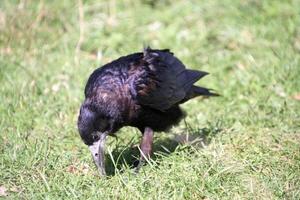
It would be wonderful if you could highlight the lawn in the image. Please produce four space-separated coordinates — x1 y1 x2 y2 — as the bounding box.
0 0 300 199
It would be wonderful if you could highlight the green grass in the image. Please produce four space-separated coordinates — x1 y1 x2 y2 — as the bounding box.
1 0 300 199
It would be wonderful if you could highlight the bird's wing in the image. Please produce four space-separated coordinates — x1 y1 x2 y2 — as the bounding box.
130 47 208 111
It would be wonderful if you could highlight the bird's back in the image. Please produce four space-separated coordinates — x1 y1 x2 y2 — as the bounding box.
84 52 143 98
84 48 216 105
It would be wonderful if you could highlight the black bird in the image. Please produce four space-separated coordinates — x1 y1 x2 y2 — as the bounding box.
77 47 218 176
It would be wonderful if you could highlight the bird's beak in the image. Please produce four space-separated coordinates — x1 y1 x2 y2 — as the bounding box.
88 133 107 176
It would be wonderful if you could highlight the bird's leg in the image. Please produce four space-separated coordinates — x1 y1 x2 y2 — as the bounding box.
89 132 107 176
136 127 154 172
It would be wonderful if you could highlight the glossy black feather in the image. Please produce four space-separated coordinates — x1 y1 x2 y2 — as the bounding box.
134 48 210 111
77 47 216 145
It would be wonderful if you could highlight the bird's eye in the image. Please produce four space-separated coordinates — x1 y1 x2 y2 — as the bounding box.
92 134 99 140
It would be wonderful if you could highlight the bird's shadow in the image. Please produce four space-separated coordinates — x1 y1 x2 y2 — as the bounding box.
105 121 223 176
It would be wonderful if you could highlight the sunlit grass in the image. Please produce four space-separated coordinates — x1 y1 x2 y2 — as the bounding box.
0 0 299 199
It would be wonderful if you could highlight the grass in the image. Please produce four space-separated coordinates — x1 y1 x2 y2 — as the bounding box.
0 0 300 199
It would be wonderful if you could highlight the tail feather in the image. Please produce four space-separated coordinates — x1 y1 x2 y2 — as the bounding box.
182 70 208 90
181 85 219 103
191 86 219 96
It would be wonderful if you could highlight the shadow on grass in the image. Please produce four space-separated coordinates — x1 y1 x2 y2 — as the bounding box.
105 120 223 176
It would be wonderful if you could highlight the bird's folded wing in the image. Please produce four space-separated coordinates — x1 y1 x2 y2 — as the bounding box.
133 48 208 111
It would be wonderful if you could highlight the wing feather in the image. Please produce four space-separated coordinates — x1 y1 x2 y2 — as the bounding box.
132 47 208 111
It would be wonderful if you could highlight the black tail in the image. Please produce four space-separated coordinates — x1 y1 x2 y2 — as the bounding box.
191 85 219 96
181 70 208 90
181 86 219 103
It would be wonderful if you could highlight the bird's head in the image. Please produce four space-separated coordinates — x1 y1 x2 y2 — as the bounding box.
77 103 111 175
77 104 110 143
